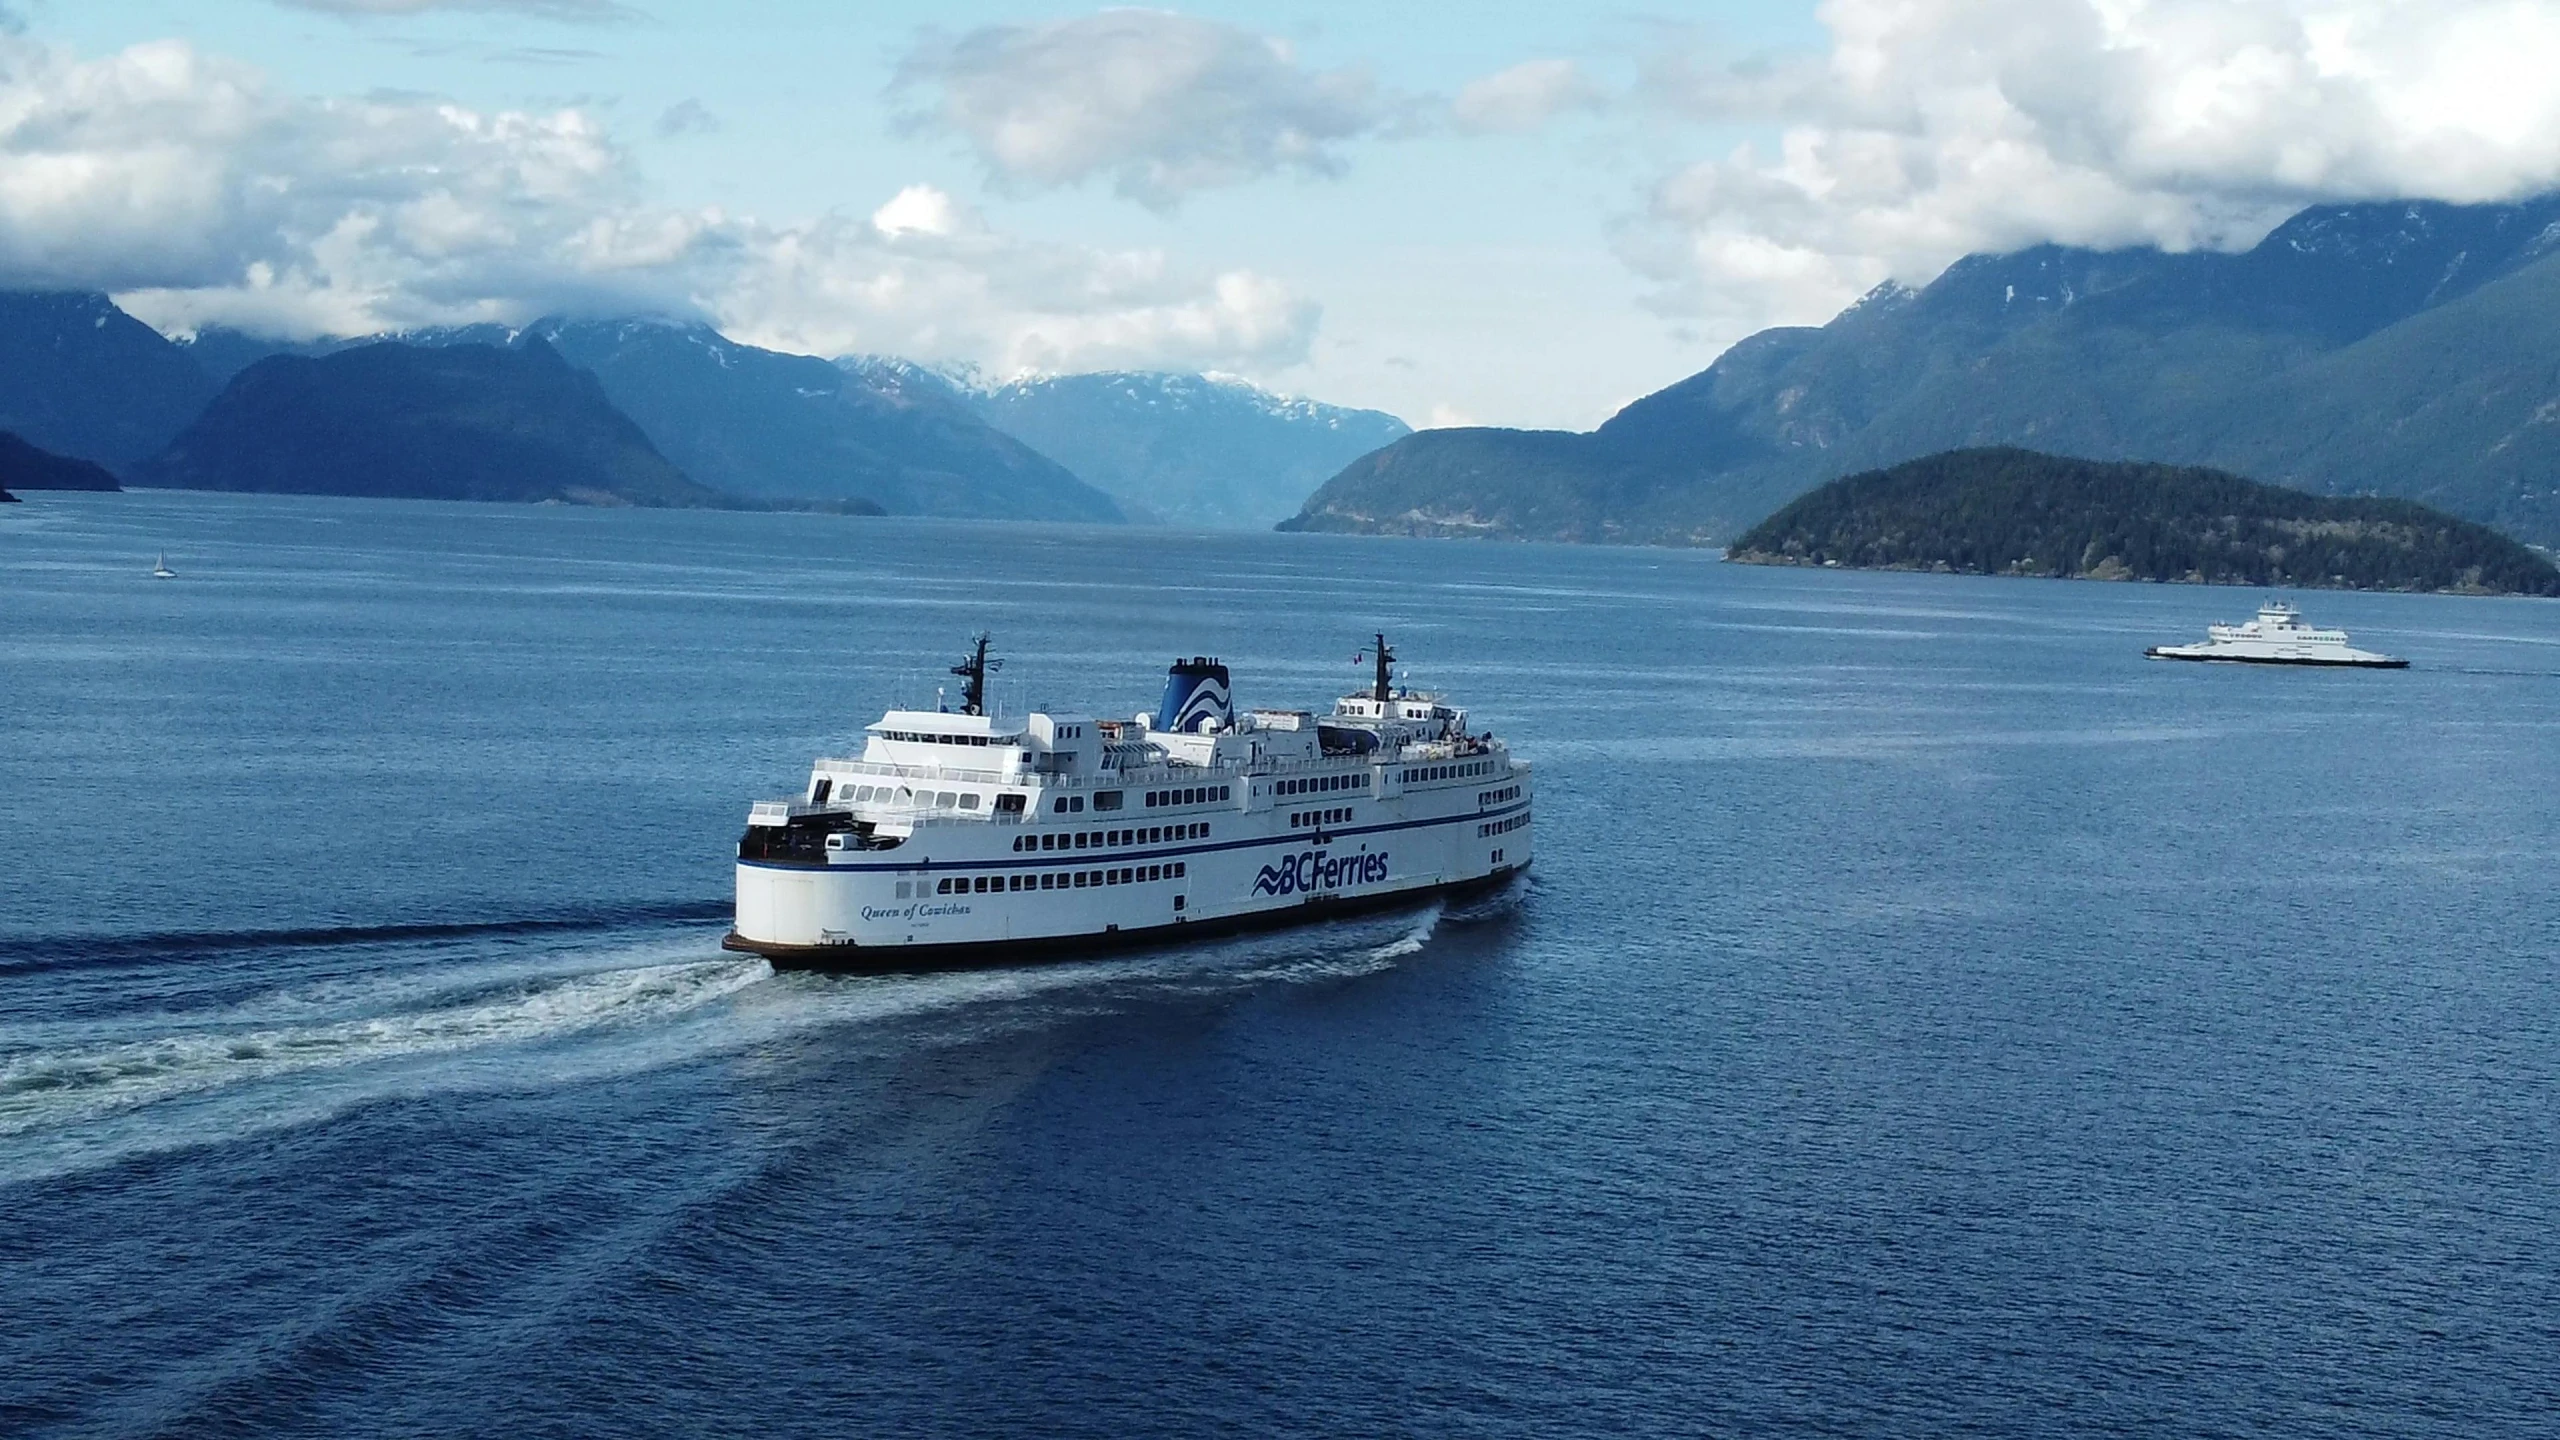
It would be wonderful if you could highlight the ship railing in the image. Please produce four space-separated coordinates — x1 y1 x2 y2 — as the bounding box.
754 797 1023 830
796 741 1514 805
1278 738 1499 770
842 798 1013 826
1142 744 1505 786
814 757 1016 786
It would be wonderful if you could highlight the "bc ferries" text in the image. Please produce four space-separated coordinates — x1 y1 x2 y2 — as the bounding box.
1253 848 1388 897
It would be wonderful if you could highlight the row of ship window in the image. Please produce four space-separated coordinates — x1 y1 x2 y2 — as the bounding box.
1053 783 1230 814
1478 812 1529 838
1013 823 1210 853
1276 760 1500 799
1400 760 1497 784
1291 807 1353 828
1478 784 1522 806
822 780 985 810
1146 785 1230 807
928 863 1188 895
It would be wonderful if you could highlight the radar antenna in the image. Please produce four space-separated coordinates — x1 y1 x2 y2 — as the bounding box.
950 632 1002 717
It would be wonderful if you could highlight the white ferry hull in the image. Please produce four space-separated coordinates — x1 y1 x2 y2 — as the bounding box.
727 790 1532 971
2144 644 2407 668
726 864 1528 972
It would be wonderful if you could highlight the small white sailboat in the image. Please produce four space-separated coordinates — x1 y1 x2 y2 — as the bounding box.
151 554 176 579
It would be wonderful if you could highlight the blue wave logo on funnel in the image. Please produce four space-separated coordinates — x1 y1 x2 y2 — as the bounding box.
1155 657 1233 732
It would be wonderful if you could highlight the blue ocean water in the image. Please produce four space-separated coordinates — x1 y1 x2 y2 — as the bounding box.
4 489 2558 1437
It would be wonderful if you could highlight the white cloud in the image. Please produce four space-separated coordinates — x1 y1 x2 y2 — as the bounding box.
869 183 962 239
1452 59 1605 134
0 37 638 325
892 10 1393 207
1629 0 2560 340
0 35 1315 375
719 191 1318 374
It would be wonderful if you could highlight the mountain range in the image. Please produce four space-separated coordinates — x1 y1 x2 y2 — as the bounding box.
178 318 1120 521
0 293 217 470
1286 194 2560 548
138 341 722 508
954 370 1408 529
0 291 1392 523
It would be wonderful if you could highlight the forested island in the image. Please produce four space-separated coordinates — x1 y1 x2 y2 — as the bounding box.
1726 448 2560 596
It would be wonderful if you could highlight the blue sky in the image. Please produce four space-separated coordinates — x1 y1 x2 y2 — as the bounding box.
11 2 2560 427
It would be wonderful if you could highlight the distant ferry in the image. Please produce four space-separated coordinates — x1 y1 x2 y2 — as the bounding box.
725 635 1533 971
2146 601 2407 668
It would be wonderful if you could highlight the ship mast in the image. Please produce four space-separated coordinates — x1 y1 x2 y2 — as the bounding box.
1372 632 1395 703
949 632 1000 717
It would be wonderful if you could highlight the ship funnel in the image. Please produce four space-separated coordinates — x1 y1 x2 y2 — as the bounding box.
1155 656 1233 734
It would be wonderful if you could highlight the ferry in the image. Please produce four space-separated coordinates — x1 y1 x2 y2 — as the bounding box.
725 636 1533 971
2145 601 2407 668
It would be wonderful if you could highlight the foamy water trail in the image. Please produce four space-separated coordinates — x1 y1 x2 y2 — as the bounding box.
1223 903 1445 985
0 954 771 1138
0 899 1473 1183
1365 904 1445 961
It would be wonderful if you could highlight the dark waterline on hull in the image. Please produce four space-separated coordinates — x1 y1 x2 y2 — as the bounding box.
2144 648 2412 668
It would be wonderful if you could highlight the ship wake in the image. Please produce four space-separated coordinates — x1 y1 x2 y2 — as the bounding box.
0 894 1479 1184
0 948 770 1144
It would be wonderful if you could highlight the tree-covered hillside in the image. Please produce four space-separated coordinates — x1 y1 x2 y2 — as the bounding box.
136 341 723 508
0 430 121 492
1727 448 2560 596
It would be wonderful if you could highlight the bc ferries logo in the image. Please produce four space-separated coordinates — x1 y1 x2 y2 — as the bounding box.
1163 678 1229 732
1253 848 1389 897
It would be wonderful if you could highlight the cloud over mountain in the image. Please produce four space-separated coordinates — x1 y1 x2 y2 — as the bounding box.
893 11 1393 207
0 34 1315 375
1629 0 2560 342
717 186 1318 375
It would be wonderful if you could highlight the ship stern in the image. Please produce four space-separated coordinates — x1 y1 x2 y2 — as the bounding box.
731 861 838 955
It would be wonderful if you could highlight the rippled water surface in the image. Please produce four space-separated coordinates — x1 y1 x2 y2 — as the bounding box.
5 490 2558 1436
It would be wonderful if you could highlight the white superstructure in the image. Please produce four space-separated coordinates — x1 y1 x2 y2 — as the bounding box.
726 635 1532 970
2146 601 2407 668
